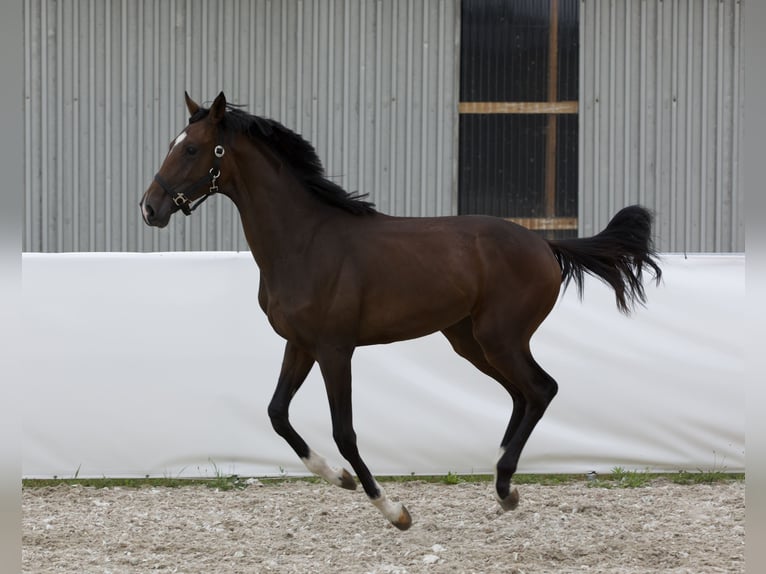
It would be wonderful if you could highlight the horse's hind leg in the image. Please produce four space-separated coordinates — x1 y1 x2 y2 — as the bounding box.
480 341 558 510
442 318 531 509
268 341 356 490
442 318 527 443
316 345 412 530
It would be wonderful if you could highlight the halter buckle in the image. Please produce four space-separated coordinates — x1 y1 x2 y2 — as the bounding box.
209 168 220 194
173 192 190 207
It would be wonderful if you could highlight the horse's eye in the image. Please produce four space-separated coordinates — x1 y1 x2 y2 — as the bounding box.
185 145 198 156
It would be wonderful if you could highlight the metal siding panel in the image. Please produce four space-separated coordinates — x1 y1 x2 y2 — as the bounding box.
638 0 647 207
375 0 385 213
577 0 585 234
24 0 457 252
670 0 681 250
23 0 438 251
420 0 431 215
731 0 743 250
695 0 710 251
713 3 725 251
609 0 617 217
579 0 743 252
577 0 603 239
653 0 665 244
24 0 34 251
40 0 48 251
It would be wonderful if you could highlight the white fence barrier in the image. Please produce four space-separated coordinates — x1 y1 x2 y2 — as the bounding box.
22 252 744 478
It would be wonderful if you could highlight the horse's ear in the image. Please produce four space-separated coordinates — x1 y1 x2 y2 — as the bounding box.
184 91 200 118
210 91 227 124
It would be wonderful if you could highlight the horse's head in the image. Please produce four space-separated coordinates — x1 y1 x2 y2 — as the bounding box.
140 91 229 228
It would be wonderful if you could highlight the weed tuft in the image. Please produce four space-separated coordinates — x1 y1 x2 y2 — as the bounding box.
589 466 651 489
442 471 462 485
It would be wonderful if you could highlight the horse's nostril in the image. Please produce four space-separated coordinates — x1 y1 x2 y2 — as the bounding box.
143 202 155 221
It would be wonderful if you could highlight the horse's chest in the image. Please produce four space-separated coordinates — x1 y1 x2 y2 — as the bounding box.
261 292 314 342
258 274 351 344
265 302 293 338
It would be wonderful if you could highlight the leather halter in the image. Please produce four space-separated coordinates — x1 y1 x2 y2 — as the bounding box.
153 142 225 216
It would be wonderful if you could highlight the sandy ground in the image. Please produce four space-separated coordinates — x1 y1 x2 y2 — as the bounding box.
23 479 744 574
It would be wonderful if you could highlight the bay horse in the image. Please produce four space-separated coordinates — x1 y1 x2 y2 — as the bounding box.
140 92 661 530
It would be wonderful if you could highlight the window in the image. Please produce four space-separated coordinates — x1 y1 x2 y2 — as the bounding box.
459 0 579 239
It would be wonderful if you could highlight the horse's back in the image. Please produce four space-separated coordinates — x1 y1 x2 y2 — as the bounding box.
436 215 563 323
344 214 562 344
364 213 560 285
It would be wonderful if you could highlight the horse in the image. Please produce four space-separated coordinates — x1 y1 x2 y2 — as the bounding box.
140 91 661 530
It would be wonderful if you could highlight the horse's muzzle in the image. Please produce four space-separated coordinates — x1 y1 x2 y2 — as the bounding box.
139 189 171 228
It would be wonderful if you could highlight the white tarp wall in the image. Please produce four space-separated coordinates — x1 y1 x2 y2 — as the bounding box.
22 253 744 478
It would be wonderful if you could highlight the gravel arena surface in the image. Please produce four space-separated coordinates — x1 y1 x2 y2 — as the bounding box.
23 479 744 574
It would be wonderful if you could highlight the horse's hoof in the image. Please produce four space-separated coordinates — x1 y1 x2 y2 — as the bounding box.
391 505 412 531
339 468 357 490
497 486 520 511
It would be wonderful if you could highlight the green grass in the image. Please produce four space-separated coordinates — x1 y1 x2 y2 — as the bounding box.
376 473 586 486
22 476 246 490
593 466 653 488
587 466 744 489
22 470 743 490
668 469 741 485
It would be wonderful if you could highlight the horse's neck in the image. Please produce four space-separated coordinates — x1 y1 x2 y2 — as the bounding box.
230 154 334 275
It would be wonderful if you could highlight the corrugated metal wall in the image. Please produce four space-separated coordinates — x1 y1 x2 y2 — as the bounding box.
25 0 745 254
23 0 459 252
579 0 744 252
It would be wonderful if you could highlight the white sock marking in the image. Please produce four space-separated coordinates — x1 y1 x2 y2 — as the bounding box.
369 481 405 523
301 450 345 487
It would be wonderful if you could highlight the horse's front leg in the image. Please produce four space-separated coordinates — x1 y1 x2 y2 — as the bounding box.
317 345 412 531
268 341 356 490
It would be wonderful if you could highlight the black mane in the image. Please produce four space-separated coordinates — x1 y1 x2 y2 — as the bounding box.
190 105 377 215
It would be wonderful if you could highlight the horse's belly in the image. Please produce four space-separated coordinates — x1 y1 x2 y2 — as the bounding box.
356 289 471 345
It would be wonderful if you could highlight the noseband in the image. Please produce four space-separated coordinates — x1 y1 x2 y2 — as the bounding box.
153 142 225 216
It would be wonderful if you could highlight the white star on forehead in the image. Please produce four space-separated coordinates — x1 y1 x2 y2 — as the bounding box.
172 130 188 148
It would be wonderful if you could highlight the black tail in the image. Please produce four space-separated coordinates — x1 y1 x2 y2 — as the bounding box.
547 205 662 314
